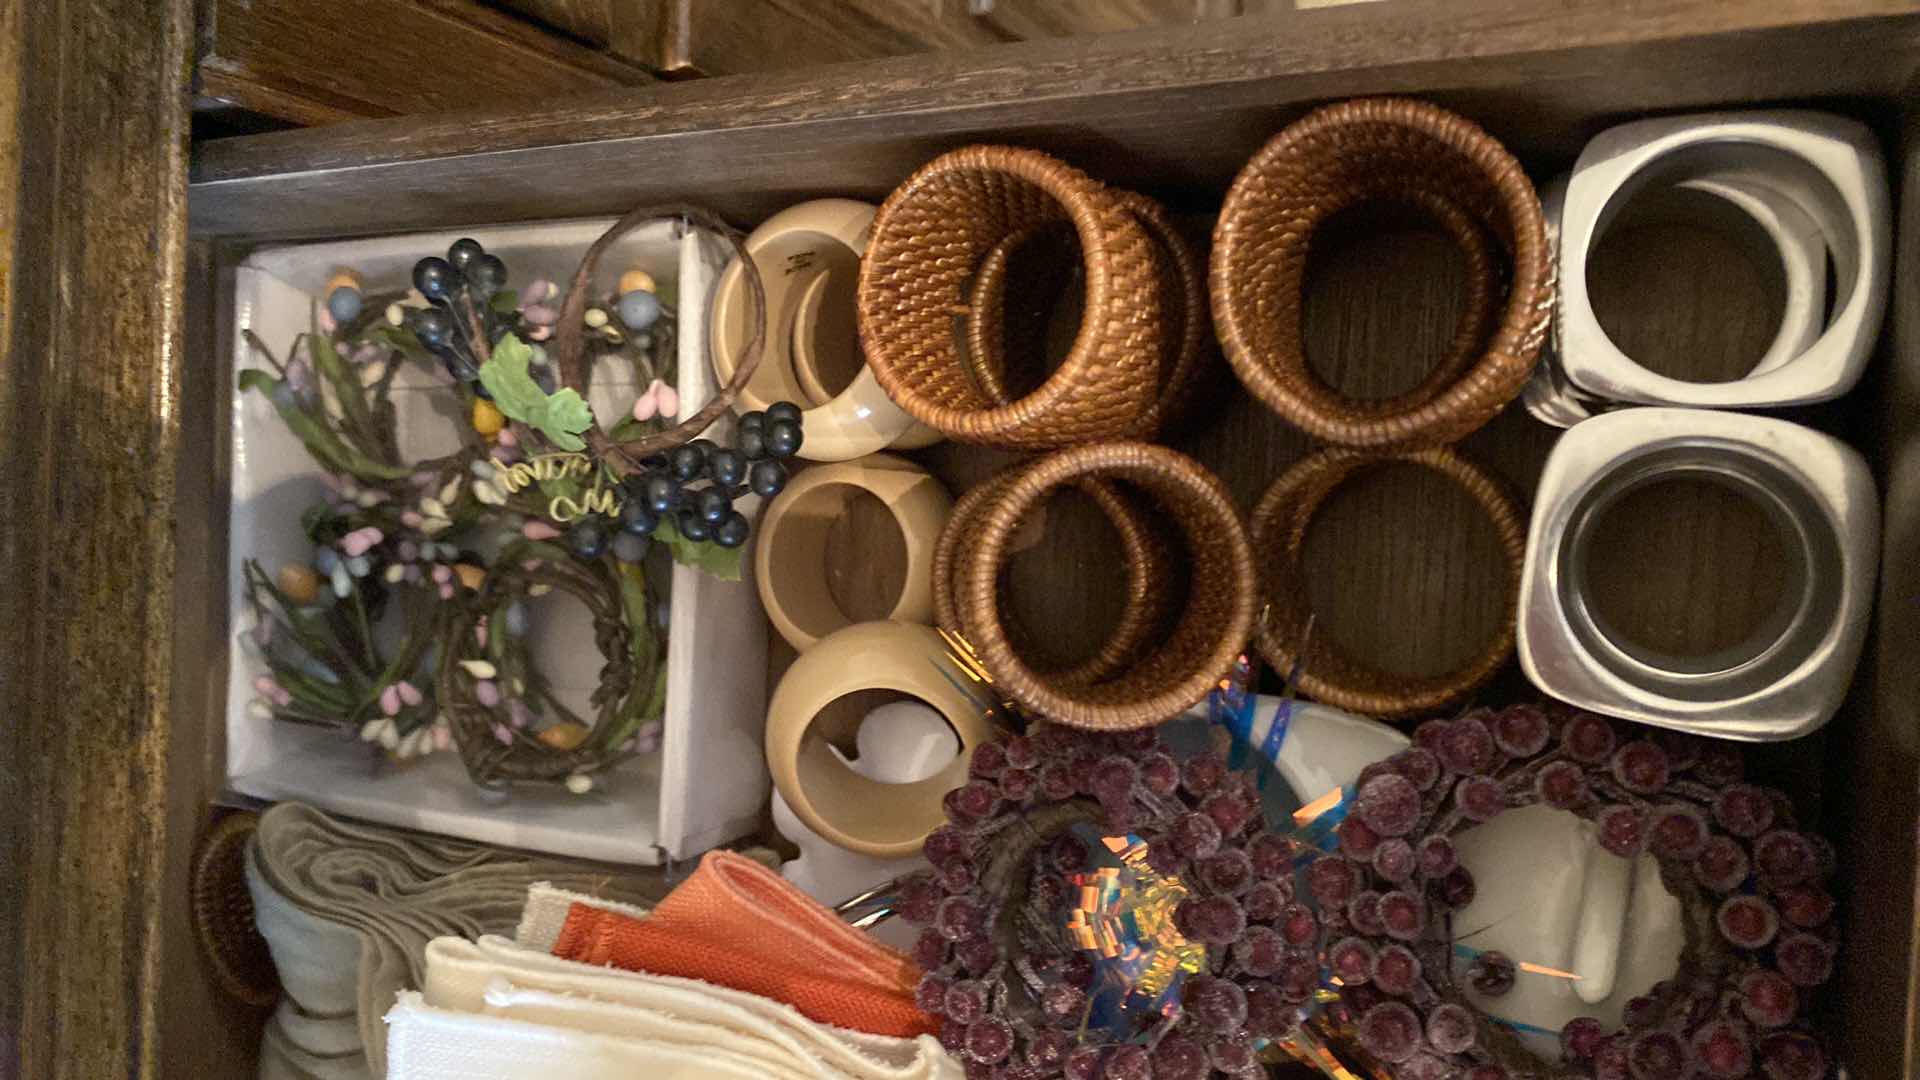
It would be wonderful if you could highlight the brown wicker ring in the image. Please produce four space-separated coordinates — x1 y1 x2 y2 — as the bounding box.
1251 446 1525 718
1212 97 1552 448
934 462 1173 688
857 146 1164 449
956 442 1256 730
964 190 1211 438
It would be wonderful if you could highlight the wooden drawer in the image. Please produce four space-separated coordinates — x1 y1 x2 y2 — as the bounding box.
10 1 1920 1076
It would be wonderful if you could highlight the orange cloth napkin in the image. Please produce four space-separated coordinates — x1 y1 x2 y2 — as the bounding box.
551 851 938 1039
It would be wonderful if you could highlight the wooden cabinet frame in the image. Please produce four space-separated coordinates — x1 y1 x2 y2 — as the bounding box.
8 2 1920 1075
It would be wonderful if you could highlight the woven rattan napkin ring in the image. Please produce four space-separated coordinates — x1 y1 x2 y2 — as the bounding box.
190 811 280 1008
963 190 1210 438
934 460 1173 689
1212 97 1553 448
857 145 1165 449
1251 447 1525 719
955 442 1256 730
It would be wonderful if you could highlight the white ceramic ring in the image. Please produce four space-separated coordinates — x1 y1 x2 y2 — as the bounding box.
754 453 953 653
765 621 993 858
710 199 942 460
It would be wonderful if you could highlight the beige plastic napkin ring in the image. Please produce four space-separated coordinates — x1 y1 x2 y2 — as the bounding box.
754 454 953 653
711 199 941 460
765 621 992 859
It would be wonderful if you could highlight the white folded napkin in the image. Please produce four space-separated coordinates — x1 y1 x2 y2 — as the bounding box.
385 933 961 1080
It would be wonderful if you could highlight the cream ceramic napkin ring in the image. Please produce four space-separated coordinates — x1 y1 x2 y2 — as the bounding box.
765 621 992 859
710 199 941 460
1556 110 1889 409
754 454 953 653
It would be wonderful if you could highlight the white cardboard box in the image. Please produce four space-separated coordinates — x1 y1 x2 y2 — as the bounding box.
227 219 768 863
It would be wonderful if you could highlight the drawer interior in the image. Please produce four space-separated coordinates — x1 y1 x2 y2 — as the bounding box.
176 9 1920 1077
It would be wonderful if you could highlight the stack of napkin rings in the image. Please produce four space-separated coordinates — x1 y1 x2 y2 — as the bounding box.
934 441 1255 731
1212 97 1550 718
856 145 1209 448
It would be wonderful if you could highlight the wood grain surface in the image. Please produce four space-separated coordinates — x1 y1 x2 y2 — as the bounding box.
0 2 259 1078
189 1 1920 238
197 0 649 125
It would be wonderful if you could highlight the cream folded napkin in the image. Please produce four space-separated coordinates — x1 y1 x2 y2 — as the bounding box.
384 933 961 1080
246 802 669 1079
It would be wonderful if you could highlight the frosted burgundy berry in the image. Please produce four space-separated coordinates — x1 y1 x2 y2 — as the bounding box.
947 781 999 822
1739 969 1797 1028
965 1018 1013 1064
955 936 996 973
1774 932 1834 987
1001 734 1035 770
1234 924 1286 976
1563 714 1617 764
1694 743 1745 786
935 895 985 941
1436 715 1496 775
1696 835 1751 892
1329 936 1376 984
1372 942 1421 995
1596 804 1646 857
1150 1034 1209 1080
1536 760 1589 810
925 825 970 868
1627 1030 1688 1080
1777 886 1835 929
1243 879 1287 922
1396 747 1443 791
1243 984 1293 1038
944 979 988 1024
1276 949 1319 1001
1063 1046 1102 1080
1180 754 1224 796
1467 950 1515 996
1179 894 1246 946
1201 790 1257 838
913 928 949 970
1181 975 1248 1033
1417 835 1458 878
1757 1032 1826 1080
1753 830 1817 888
1491 705 1551 757
1435 866 1477 909
1691 1020 1754 1079
1379 890 1426 941
1249 832 1296 878
1337 815 1383 858
1308 856 1360 906
1208 1037 1258 1075
1168 811 1222 860
1373 838 1416 882
1425 1002 1476 1053
1649 804 1709 859
1358 1001 1423 1062
1717 894 1780 949
1348 890 1385 935
1610 740 1671 794
1103 1045 1151 1080
997 767 1036 802
1280 902 1319 946
1561 1016 1606 1060
1456 775 1506 822
969 741 1008 779
1198 848 1255 895
916 974 949 1012
1028 1027 1073 1067
1038 982 1085 1022
1139 752 1179 796
1714 784 1776 838
1355 773 1423 836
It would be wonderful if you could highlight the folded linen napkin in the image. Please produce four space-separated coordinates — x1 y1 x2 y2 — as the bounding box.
545 850 937 1038
382 935 960 1080
429 935 959 1079
246 802 670 1078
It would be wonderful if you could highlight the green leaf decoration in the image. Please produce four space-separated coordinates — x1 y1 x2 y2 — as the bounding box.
478 333 593 451
489 289 519 314
654 516 744 581
238 369 412 480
